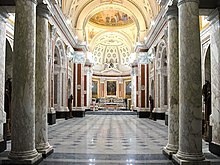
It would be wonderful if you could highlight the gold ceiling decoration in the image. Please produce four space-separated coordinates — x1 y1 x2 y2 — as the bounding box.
89 10 133 27
100 0 123 4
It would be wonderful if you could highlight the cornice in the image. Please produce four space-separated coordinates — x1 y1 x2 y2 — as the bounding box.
144 3 168 49
48 1 88 52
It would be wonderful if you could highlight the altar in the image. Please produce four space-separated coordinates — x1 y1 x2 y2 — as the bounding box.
97 97 126 110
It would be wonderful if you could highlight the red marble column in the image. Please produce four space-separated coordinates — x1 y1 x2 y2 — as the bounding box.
136 75 138 107
77 64 81 107
73 63 76 107
141 65 145 108
84 75 87 106
146 64 149 108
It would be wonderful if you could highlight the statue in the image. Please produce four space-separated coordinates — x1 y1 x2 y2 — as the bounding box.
149 95 154 119
68 94 73 118
202 80 211 141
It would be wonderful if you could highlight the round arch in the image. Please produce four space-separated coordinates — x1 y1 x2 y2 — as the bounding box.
90 31 133 50
73 0 148 41
55 38 66 65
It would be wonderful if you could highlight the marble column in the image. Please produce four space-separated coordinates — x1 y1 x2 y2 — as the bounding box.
8 0 42 163
72 63 85 117
140 65 146 109
0 8 8 151
163 4 179 157
48 25 56 125
208 8 220 157
85 65 92 109
131 64 138 109
35 3 53 157
173 0 208 164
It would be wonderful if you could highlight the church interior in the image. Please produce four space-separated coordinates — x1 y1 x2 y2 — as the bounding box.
0 0 220 164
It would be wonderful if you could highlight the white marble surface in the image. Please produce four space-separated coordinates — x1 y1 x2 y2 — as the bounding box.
9 0 39 160
209 9 220 147
131 66 138 109
0 9 7 143
35 4 53 154
164 4 179 154
154 40 168 113
53 40 68 112
176 0 204 161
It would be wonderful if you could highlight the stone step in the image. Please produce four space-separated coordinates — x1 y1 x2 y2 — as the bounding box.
85 110 137 115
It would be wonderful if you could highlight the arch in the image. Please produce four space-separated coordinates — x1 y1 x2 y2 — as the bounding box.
154 39 167 111
81 4 141 36
75 1 146 29
73 0 148 41
90 30 133 50
53 38 68 112
55 38 67 66
156 39 166 59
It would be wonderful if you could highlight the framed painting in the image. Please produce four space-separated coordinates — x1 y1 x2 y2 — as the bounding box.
107 81 117 96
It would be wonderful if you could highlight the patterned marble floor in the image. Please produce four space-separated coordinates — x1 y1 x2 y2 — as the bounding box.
41 115 173 164
1 115 220 165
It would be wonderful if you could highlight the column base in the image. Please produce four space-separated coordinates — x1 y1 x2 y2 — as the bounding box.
56 111 69 119
163 146 178 159
172 153 210 165
48 112 56 125
152 109 166 120
36 143 54 158
165 112 168 126
41 147 54 158
2 153 42 165
137 111 150 118
209 142 220 157
72 110 85 117
0 139 7 152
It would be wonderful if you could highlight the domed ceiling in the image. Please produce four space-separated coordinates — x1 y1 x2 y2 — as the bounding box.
62 0 160 75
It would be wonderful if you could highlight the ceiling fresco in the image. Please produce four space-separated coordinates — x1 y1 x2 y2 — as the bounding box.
89 10 133 27
62 0 160 75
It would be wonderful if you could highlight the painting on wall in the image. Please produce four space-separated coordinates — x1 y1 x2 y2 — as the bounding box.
107 81 117 96
89 10 133 27
92 81 98 98
125 81 131 98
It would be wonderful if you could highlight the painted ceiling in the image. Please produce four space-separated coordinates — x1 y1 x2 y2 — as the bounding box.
62 0 160 74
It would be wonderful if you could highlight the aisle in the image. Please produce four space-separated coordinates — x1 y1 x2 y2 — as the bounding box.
40 115 173 165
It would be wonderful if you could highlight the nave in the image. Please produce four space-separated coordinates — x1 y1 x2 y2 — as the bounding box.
2 115 219 165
